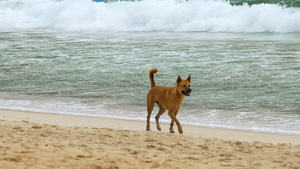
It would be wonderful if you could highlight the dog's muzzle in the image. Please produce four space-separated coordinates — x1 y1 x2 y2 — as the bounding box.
182 88 192 96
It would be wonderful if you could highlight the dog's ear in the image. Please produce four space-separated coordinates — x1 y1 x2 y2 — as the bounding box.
177 76 182 84
187 75 191 83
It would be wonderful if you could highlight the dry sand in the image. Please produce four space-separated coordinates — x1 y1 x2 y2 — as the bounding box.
0 109 300 169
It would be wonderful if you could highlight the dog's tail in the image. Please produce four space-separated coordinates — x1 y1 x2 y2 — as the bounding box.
149 68 158 88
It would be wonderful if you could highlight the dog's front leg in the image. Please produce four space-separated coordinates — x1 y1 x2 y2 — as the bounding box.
169 110 176 133
169 119 175 133
168 109 183 134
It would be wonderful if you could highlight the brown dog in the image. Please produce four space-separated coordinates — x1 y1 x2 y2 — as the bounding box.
146 68 191 134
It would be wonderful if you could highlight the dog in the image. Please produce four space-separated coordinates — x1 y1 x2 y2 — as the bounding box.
146 68 191 134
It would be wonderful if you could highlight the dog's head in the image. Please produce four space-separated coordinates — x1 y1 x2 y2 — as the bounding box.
177 75 192 96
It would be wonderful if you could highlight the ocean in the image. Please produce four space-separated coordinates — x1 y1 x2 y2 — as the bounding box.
0 0 300 135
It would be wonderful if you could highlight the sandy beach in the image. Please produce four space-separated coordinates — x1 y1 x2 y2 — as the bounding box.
0 109 300 169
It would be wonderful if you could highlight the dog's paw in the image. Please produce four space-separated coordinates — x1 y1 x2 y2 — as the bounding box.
156 125 161 131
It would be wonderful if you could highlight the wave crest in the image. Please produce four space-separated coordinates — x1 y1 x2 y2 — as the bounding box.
1 0 300 32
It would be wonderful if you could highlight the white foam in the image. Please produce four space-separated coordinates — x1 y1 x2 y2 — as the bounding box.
1 97 300 135
1 0 300 32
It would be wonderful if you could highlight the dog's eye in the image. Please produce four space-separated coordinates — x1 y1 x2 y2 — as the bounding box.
183 85 186 87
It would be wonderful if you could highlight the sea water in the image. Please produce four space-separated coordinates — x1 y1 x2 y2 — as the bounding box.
0 0 300 135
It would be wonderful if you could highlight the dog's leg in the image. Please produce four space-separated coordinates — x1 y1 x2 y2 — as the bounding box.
168 109 183 134
169 109 178 133
174 109 181 133
146 97 155 131
155 103 165 131
169 119 175 133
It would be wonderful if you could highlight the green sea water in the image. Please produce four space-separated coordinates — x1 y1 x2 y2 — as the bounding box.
1 30 300 135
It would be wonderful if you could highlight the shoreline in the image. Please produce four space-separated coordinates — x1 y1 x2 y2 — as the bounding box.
1 109 300 145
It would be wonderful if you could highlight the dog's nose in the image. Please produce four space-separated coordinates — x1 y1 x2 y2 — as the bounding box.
188 88 192 93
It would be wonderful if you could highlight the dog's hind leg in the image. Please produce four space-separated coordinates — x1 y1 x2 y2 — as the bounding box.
146 97 155 131
155 102 165 131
